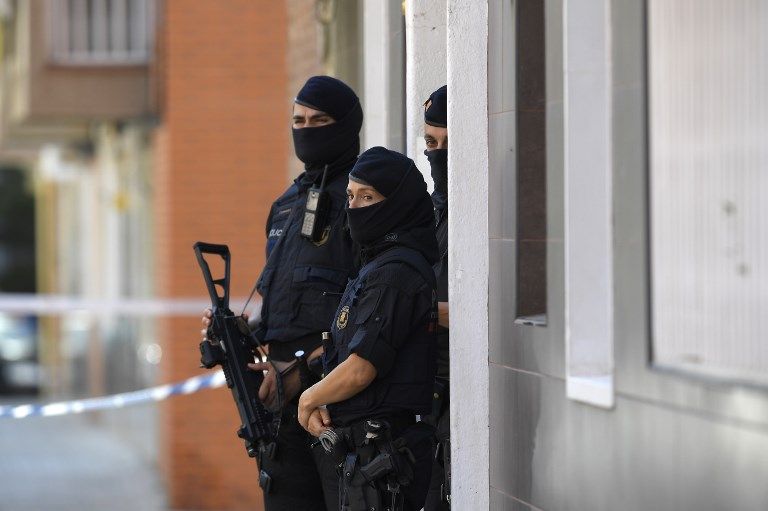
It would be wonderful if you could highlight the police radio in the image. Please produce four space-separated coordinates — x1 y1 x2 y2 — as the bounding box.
301 165 331 242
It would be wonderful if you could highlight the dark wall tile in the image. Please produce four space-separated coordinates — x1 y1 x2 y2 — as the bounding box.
517 239 547 317
517 0 547 111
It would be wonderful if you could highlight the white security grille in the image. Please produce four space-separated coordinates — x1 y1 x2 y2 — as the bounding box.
48 0 154 65
649 0 768 382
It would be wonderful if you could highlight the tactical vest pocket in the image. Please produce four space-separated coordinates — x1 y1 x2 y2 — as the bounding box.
255 268 274 295
353 288 382 326
293 292 340 330
292 266 349 288
289 267 348 331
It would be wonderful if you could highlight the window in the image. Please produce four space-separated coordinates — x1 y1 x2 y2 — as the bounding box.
362 0 405 151
514 0 547 325
648 0 768 383
49 0 155 66
0 167 36 293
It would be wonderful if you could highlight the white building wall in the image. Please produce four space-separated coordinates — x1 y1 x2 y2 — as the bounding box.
563 0 615 408
404 0 446 187
447 1 490 509
362 0 405 152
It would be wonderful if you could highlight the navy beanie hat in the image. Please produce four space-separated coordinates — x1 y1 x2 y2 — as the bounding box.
295 76 360 121
348 146 413 198
424 85 447 127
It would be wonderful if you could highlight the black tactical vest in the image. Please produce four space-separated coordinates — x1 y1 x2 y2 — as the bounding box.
323 246 437 426
255 171 356 355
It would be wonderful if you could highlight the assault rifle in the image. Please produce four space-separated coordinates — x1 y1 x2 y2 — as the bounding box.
194 241 277 492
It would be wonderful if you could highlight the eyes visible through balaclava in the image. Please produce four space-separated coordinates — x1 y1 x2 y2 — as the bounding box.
291 76 363 167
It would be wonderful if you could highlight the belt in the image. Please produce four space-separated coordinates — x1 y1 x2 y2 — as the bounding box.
318 414 416 468
341 414 415 448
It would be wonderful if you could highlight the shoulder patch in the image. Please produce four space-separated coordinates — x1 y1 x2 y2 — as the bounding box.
336 305 350 330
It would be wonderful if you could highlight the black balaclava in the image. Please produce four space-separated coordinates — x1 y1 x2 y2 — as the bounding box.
292 76 363 184
347 147 439 265
423 85 448 210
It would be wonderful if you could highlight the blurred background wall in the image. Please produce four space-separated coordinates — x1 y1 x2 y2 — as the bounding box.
154 2 287 508
0 0 366 509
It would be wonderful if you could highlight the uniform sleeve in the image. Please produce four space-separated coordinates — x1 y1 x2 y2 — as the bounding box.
347 282 425 378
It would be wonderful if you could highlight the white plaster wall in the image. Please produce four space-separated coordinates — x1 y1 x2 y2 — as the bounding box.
405 0 446 187
362 0 405 152
447 1 490 509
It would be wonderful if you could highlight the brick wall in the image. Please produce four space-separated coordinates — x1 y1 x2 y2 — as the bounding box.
287 0 324 100
154 2 288 509
286 0 324 180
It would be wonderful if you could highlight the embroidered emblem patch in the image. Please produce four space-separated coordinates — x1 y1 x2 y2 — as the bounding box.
336 305 350 330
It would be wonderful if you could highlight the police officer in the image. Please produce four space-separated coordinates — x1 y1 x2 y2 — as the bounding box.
202 76 362 511
422 85 451 511
297 146 439 511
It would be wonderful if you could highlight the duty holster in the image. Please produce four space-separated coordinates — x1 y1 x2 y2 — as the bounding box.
320 419 431 511
431 377 451 504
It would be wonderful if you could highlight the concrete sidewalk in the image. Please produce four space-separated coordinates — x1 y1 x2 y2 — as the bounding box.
0 404 167 511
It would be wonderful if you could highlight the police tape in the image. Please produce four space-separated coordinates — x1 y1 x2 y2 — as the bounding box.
0 293 258 316
0 371 226 419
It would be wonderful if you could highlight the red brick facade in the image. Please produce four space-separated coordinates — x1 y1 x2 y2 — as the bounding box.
286 0 325 178
154 2 291 509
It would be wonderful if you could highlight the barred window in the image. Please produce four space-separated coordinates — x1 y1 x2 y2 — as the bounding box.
48 0 155 65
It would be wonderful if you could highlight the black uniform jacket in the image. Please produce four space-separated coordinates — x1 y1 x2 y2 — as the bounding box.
433 204 449 378
323 246 437 427
255 170 356 360
433 206 448 303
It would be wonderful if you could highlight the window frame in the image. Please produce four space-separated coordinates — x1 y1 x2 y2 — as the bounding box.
47 0 155 67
